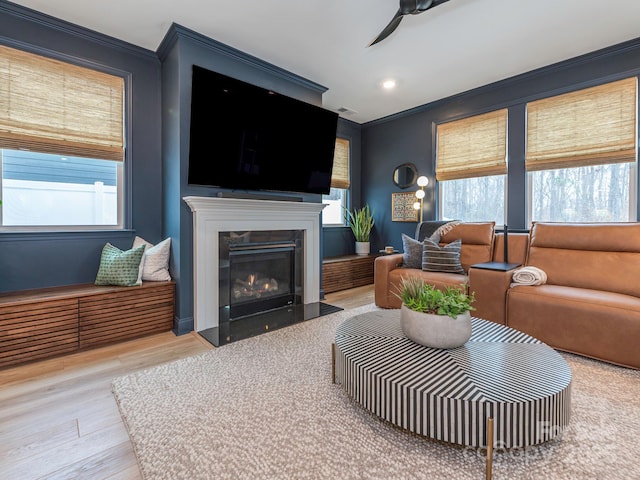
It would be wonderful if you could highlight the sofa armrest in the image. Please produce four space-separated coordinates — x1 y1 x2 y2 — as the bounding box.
468 267 515 325
374 254 404 308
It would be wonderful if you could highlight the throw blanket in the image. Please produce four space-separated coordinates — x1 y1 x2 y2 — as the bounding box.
511 266 547 287
432 220 462 238
416 220 461 242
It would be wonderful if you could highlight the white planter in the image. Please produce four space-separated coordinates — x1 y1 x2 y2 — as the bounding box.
355 241 370 255
400 305 472 349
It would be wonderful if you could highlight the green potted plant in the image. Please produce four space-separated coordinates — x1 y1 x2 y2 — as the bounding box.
345 204 374 255
396 276 475 348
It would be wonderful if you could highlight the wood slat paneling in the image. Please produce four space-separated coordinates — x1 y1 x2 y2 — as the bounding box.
79 283 174 349
322 254 378 294
0 298 78 366
0 282 175 368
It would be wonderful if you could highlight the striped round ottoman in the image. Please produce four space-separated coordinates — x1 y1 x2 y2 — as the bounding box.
334 309 572 452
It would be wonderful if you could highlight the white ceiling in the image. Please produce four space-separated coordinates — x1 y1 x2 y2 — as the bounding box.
9 0 640 124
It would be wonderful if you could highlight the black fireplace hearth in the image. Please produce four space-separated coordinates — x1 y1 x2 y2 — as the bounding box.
199 301 343 347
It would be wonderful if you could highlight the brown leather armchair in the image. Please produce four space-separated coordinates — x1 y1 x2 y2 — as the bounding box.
374 222 495 309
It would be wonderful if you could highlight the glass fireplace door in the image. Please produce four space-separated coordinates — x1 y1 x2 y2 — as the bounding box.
225 242 296 319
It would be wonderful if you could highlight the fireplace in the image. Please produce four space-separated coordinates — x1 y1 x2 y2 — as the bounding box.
183 196 327 332
219 230 303 322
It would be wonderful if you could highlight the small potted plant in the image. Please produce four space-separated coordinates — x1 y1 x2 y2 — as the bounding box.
345 204 374 255
396 276 475 349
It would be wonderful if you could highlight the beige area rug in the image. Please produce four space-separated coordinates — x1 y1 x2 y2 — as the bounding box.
112 304 640 480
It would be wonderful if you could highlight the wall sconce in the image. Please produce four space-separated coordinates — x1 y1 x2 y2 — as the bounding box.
413 176 429 222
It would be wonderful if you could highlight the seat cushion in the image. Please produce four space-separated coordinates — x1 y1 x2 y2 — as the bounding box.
507 284 640 369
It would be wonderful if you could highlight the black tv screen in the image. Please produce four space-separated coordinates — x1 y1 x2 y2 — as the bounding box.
188 65 339 195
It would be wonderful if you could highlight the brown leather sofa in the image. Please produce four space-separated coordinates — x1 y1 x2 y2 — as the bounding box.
374 222 495 309
506 222 640 370
375 221 640 370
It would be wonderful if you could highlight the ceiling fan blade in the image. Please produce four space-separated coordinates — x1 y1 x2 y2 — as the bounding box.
368 10 404 47
415 0 434 13
399 0 417 15
369 0 451 47
431 0 451 8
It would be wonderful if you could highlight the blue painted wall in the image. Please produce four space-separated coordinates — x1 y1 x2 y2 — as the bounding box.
323 118 363 258
0 5 362 333
157 24 342 333
361 37 640 252
0 2 162 292
3 0 640 334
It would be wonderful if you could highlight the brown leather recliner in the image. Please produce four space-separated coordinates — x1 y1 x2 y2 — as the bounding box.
506 222 640 369
374 222 495 309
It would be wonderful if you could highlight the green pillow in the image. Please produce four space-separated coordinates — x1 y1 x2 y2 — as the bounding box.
95 243 146 286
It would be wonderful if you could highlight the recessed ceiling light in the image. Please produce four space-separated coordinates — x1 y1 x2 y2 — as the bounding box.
382 79 396 90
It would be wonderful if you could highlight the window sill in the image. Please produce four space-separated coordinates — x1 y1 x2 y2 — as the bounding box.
0 229 136 243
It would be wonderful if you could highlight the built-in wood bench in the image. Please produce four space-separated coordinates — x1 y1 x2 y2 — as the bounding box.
0 281 175 369
322 254 378 294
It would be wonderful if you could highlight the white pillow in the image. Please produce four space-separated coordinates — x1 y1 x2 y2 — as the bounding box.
132 236 172 281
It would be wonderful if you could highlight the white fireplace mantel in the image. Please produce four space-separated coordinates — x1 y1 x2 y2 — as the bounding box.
183 196 326 331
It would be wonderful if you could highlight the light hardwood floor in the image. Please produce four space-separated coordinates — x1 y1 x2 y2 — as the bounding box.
0 285 374 480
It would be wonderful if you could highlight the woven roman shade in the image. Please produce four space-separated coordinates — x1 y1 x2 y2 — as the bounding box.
0 45 124 161
331 137 350 189
526 77 637 171
436 109 508 181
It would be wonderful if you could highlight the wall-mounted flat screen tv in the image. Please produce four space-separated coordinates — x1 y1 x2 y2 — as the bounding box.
188 65 339 195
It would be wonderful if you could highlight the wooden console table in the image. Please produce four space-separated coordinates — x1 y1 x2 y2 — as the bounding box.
322 254 378 293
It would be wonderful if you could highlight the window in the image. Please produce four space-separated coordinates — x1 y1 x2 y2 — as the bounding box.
526 77 637 224
0 44 125 229
436 109 508 224
322 137 350 225
528 163 633 222
1 149 121 226
439 176 506 223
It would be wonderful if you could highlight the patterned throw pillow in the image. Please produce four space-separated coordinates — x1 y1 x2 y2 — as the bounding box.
132 236 172 281
95 243 146 286
421 238 465 274
402 232 442 269
401 233 423 269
